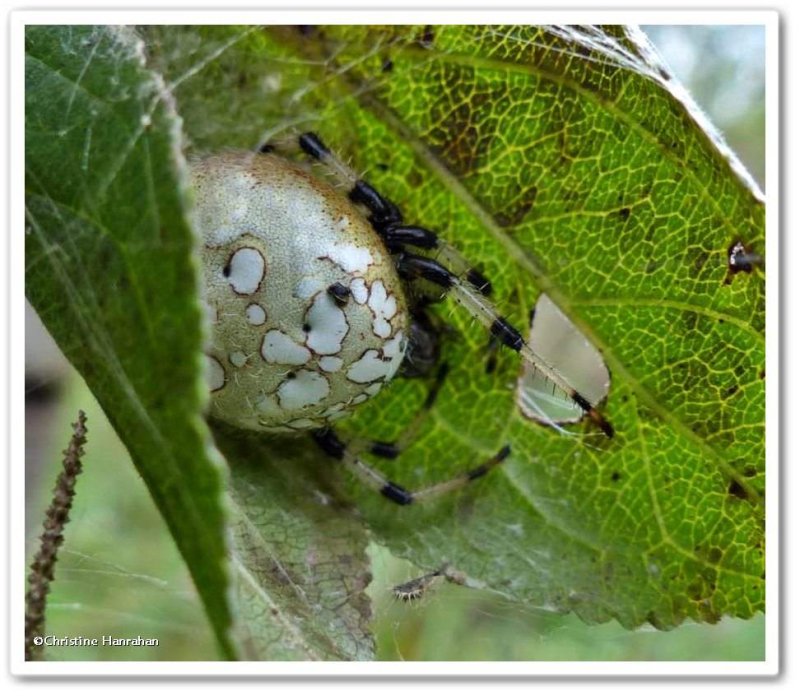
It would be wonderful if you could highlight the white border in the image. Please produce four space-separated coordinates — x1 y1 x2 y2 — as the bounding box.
7 5 779 680
10 8 785 26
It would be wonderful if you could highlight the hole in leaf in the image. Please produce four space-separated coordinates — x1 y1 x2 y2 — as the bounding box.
516 293 610 426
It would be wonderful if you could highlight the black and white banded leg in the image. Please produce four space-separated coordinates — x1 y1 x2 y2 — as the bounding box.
312 427 511 506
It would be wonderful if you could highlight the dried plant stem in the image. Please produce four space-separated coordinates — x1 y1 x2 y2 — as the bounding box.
25 410 88 661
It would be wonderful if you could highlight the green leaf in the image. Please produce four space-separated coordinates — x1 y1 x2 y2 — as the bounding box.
147 24 763 631
25 26 235 658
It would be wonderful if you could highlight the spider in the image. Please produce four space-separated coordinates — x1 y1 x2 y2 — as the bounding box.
194 132 613 506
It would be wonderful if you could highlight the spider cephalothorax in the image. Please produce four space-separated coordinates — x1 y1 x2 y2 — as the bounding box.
194 132 612 505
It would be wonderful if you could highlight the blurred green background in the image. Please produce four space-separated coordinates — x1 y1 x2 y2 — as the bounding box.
24 25 766 661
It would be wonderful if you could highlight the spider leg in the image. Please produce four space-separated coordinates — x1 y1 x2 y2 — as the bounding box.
396 253 614 438
348 362 449 460
312 427 511 506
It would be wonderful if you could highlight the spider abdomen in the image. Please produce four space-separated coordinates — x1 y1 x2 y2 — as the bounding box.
193 151 409 432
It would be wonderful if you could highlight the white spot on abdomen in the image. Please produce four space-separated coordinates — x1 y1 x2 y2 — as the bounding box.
305 293 349 355
255 393 281 417
350 278 368 304
245 303 266 325
322 402 347 416
345 331 406 384
319 356 343 372
277 370 330 410
364 382 383 396
261 330 311 365
367 280 398 338
226 247 265 295
206 355 226 391
383 331 406 359
229 351 247 367
321 243 374 274
347 350 391 383
287 418 321 429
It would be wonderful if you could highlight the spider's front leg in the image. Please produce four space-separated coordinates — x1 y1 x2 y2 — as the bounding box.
394 253 614 437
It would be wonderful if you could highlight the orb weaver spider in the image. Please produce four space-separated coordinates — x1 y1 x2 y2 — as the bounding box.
194 132 613 506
